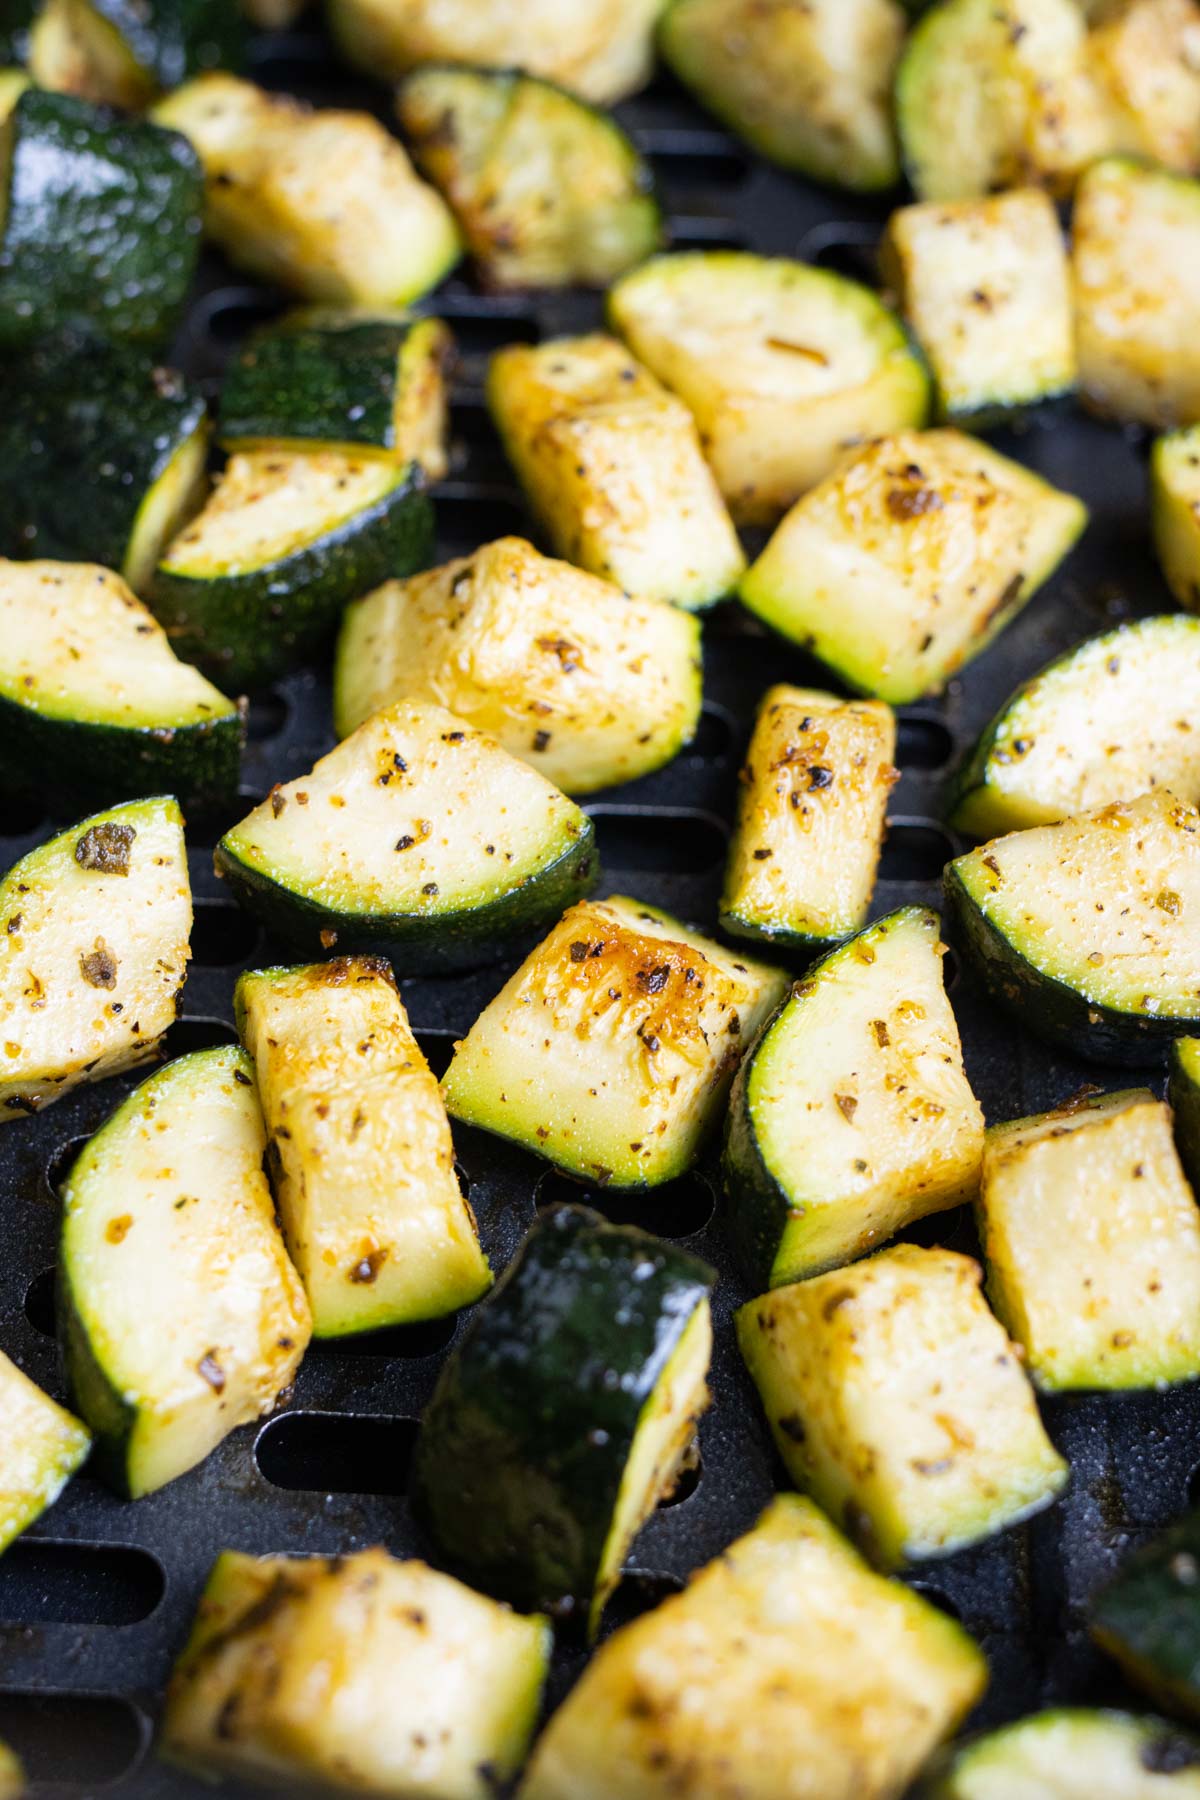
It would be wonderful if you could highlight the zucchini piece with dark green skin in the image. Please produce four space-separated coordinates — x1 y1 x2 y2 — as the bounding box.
919 1709 1200 1797
0 1348 91 1554
215 700 597 976
0 89 202 349
412 1203 715 1635
1169 1038 1200 1203
29 0 245 110
152 450 433 692
1092 1513 1200 1722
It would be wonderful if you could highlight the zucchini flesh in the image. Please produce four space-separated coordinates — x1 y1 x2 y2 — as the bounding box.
442 894 788 1188
235 957 492 1337
0 1743 21 1800
399 66 663 290
333 536 702 794
413 1203 714 1634
921 1708 1200 1797
28 0 245 107
521 1493 987 1800
946 788 1200 1062
951 615 1200 839
1088 0 1200 176
1092 1511 1200 1723
721 683 896 953
0 796 190 1120
980 1090 1200 1392
0 1349 91 1554
162 1547 551 1796
58 1045 311 1498
1154 429 1200 610
216 699 596 975
607 252 930 526
737 1244 1068 1569
739 429 1087 704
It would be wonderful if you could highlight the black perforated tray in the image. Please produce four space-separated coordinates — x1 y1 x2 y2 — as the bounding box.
0 28 1192 1795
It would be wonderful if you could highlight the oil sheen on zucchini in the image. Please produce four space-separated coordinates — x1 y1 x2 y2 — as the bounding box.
1093 1512 1200 1723
216 700 596 975
0 1349 91 1554
29 0 245 109
413 1203 714 1635
58 1045 311 1498
920 1708 1200 1798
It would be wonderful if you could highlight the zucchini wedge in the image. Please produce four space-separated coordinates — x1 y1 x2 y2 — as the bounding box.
658 0 905 193
737 1244 1068 1569
28 0 245 109
399 66 663 291
0 1350 91 1554
739 429 1087 705
162 1547 550 1796
720 684 897 955
945 788 1200 1062
1093 1512 1200 1722
0 88 202 349
607 252 930 527
920 1709 1200 1797
152 449 433 692
0 561 242 815
979 1089 1200 1392
0 1744 21 1800
216 700 596 975
1170 1036 1200 1193
722 906 983 1289
951 616 1200 839
0 796 191 1121
413 1203 714 1634
442 895 788 1188
485 333 745 609
58 1045 311 1498
235 956 492 1337
521 1493 987 1800
333 536 702 794
152 74 461 307
881 189 1077 424
1154 428 1200 611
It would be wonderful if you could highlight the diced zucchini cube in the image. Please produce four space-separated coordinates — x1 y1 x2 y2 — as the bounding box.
1092 1509 1200 1724
920 1708 1200 1798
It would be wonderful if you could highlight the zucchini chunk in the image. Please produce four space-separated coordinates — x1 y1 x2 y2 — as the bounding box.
1153 428 1200 611
218 313 452 481
658 0 905 193
333 536 702 795
951 616 1200 839
1170 1036 1200 1193
1093 1512 1200 1722
1073 158 1200 429
945 788 1200 1062
58 1045 311 1498
485 333 745 609
881 189 1076 423
0 561 242 815
152 449 433 692
1088 0 1200 177
216 700 596 975
720 684 897 955
413 1204 714 1634
738 1244 1067 1568
521 1493 987 1800
442 895 788 1188
235 956 492 1338
162 1547 551 1796
739 430 1087 704
28 0 245 110
398 67 663 291
151 74 461 307
607 253 930 527
0 1350 91 1554
722 906 983 1289
0 796 191 1120
979 1089 1200 1392
0 1744 21 1800
0 88 202 349
920 1708 1200 1798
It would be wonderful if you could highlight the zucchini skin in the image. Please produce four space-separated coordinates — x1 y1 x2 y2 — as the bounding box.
1092 1513 1200 1720
56 1251 135 1496
218 318 430 456
1169 1039 1200 1194
721 985 803 1291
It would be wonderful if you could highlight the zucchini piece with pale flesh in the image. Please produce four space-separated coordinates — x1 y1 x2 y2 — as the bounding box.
737 1244 1068 1569
607 252 930 526
1153 428 1200 611
28 0 245 109
58 1045 311 1498
216 700 596 975
1170 1036 1200 1194
920 1708 1200 1798
162 1547 551 1797
521 1493 988 1800
0 1744 21 1800
235 956 492 1337
739 429 1087 704
951 615 1200 839
945 788 1200 1063
413 1203 714 1635
979 1089 1200 1392
442 895 788 1188
1087 0 1200 177
720 684 896 954
485 333 745 609
333 536 702 794
0 1350 91 1554
151 74 461 307
722 907 983 1289
399 66 663 290
0 796 191 1121
1092 1511 1200 1722
0 561 242 815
